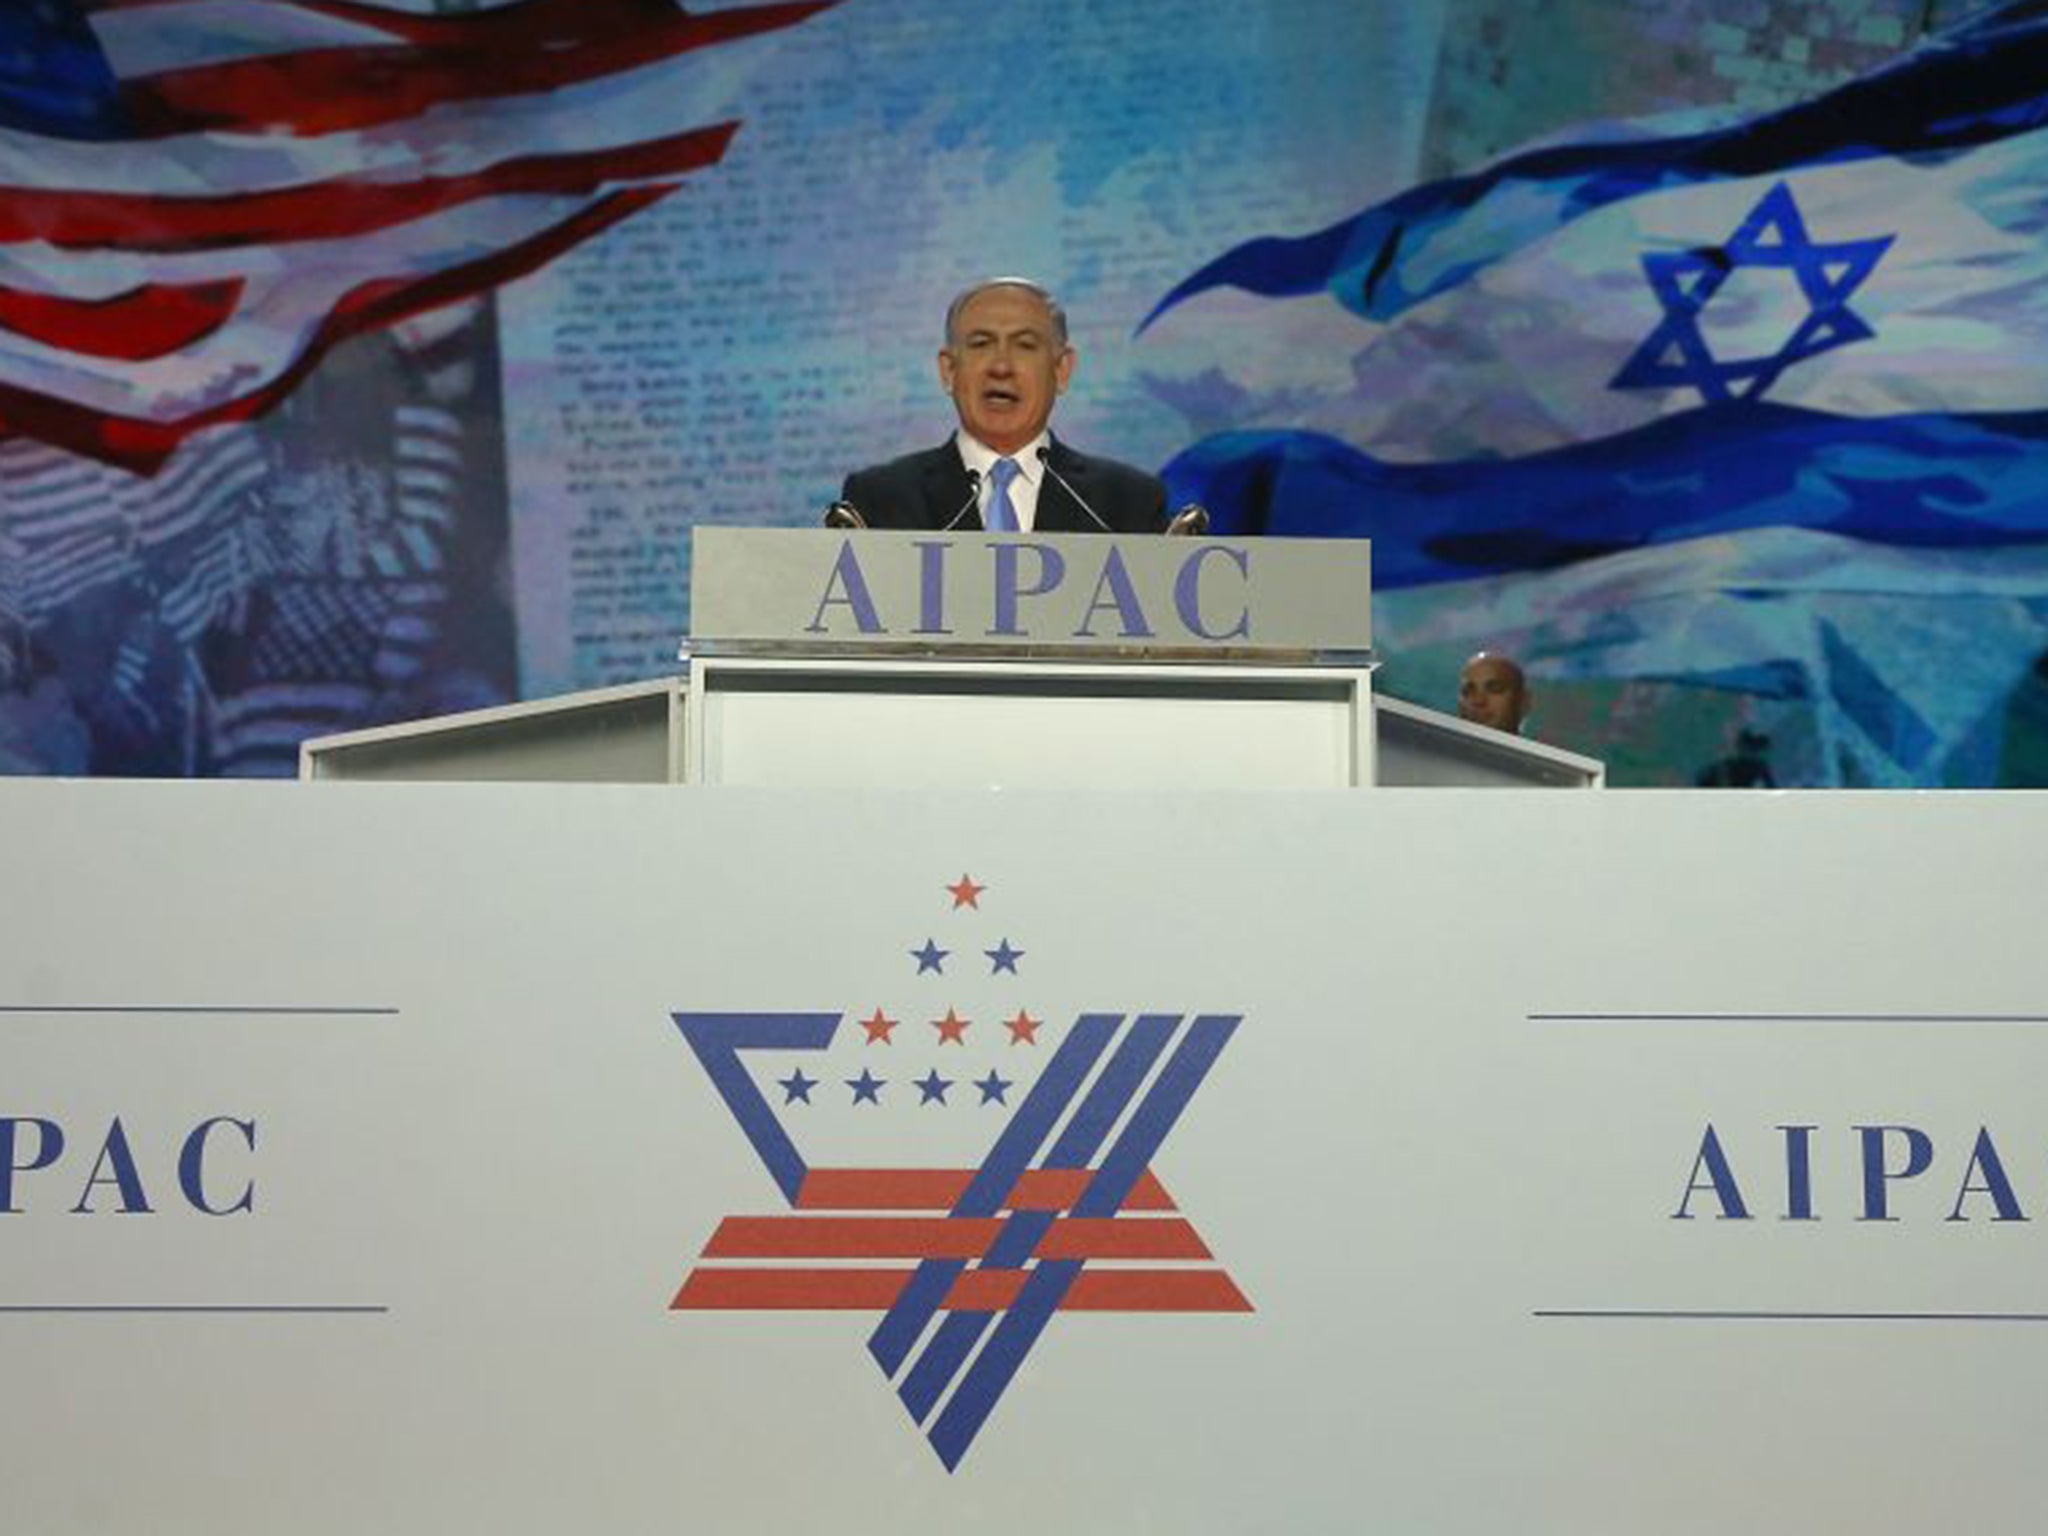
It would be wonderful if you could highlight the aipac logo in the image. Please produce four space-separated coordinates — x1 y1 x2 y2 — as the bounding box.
672 873 1248 1471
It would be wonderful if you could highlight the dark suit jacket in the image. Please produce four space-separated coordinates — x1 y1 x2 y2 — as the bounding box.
840 438 1167 534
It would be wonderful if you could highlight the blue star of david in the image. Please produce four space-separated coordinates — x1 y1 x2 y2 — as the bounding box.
1610 181 1892 405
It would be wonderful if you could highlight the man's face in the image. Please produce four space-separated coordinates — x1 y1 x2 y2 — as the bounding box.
937 286 1075 454
1458 657 1529 733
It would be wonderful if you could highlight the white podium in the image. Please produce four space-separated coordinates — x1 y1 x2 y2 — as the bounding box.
300 529 1601 789
299 662 1600 790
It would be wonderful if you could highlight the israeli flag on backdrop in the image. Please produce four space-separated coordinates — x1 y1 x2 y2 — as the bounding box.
1142 2 2048 785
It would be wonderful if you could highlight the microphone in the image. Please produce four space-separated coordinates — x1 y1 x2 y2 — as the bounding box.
1164 502 1210 537
939 467 984 532
1036 445 1113 533
822 499 866 530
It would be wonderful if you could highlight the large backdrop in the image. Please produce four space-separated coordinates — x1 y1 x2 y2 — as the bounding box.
1 0 2041 785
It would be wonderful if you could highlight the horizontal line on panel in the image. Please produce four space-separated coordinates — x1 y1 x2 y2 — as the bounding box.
0 1005 400 1017
1527 1013 2048 1024
0 1304 390 1314
1534 1309 2048 1323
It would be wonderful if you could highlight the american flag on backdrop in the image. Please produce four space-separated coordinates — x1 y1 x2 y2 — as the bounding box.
673 873 1248 1472
0 0 831 473
1139 1 2048 785
0 362 488 776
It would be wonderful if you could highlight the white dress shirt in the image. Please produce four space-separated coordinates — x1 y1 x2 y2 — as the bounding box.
954 429 1051 531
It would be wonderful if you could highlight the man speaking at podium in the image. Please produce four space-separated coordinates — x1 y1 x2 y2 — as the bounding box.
838 278 1169 534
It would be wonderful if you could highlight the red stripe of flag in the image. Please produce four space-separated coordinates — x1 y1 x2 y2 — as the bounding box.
0 186 667 472
947 1270 1252 1313
793 1167 1177 1212
1036 1218 1212 1261
705 1216 1001 1260
114 0 837 139
672 1268 1251 1313
0 124 735 253
0 279 242 361
701 1215 1212 1262
1057 1271 1253 1313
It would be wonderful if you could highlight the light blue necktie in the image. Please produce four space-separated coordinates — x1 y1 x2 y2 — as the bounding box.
984 456 1020 532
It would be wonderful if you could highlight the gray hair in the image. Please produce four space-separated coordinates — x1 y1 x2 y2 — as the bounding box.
942 277 1070 349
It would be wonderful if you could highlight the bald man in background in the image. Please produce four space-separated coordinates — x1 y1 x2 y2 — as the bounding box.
1457 652 1531 735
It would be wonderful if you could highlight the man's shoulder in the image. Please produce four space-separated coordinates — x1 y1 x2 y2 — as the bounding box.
841 442 967 529
1046 440 1168 532
848 442 956 481
1053 442 1159 487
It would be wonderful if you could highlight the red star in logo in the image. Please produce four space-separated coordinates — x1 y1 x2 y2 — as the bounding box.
860 1009 898 1044
945 874 986 910
931 1008 970 1044
1004 1010 1040 1046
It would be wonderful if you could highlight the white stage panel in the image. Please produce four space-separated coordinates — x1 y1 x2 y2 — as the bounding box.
0 782 2042 1533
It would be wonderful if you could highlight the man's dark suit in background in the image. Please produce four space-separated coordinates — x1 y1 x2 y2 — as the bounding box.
840 438 1166 533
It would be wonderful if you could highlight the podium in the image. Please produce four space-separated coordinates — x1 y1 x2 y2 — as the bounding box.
300 530 1602 789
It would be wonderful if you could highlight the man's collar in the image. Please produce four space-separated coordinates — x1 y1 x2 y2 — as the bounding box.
953 428 1050 484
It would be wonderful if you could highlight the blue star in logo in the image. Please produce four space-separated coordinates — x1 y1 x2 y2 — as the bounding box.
984 938 1024 975
973 1069 1012 1105
846 1068 886 1105
1610 181 1892 405
778 1069 817 1105
914 1068 953 1105
911 939 949 975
